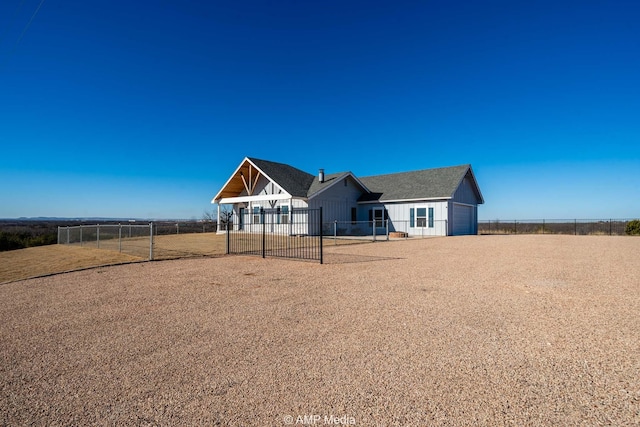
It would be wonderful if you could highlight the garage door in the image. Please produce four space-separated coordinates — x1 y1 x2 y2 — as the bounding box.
452 204 473 235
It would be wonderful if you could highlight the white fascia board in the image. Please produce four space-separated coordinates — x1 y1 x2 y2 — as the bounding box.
218 193 295 204
350 174 371 194
211 157 288 203
358 197 451 204
309 172 371 200
451 165 485 205
467 165 485 204
212 157 250 203
245 158 287 196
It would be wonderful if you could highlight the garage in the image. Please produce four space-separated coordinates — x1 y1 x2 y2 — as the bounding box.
452 203 474 235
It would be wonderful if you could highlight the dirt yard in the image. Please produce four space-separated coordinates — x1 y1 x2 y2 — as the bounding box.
1 235 638 426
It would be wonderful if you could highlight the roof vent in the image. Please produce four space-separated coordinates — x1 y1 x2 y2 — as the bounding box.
318 168 325 183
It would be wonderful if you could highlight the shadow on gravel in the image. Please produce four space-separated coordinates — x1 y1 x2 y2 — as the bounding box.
323 253 403 264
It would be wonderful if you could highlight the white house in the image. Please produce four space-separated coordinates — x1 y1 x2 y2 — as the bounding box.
211 157 484 237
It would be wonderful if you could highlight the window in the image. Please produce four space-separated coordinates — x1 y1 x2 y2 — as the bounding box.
351 207 357 224
416 208 427 227
370 208 385 228
412 207 434 228
253 207 261 224
374 209 384 228
280 205 289 224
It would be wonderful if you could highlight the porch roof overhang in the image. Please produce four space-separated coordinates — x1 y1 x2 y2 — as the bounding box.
218 193 298 204
358 197 452 204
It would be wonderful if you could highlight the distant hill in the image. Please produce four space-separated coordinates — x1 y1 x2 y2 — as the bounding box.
5 217 197 222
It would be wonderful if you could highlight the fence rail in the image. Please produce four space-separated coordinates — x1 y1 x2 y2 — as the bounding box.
324 219 449 241
58 221 219 260
226 207 323 263
478 219 633 236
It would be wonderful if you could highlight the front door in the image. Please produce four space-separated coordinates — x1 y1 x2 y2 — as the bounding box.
373 208 385 232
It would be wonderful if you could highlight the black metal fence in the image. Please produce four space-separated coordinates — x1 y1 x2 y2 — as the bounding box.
478 219 632 236
226 207 323 263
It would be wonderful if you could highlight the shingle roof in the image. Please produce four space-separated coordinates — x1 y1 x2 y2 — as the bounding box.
358 164 472 202
229 158 480 204
248 157 316 198
306 172 353 197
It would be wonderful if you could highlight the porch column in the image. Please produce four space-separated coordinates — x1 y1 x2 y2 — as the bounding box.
216 203 222 234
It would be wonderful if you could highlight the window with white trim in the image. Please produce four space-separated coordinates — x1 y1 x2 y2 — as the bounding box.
416 208 427 227
280 205 289 224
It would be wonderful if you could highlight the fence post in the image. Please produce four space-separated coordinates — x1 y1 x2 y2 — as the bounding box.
514 220 517 234
119 224 122 252
386 219 389 241
149 222 154 260
319 207 323 264
575 219 577 235
176 223 179 235
372 219 376 242
261 208 266 259
66 226 70 244
79 225 82 245
542 219 545 234
97 224 100 249
334 220 337 245
226 222 230 254
610 219 612 236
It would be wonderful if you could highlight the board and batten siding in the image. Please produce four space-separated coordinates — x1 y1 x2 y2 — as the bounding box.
452 172 481 205
362 201 449 237
449 171 481 235
308 176 362 223
230 175 310 234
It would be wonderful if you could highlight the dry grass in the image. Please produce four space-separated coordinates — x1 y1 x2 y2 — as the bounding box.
0 245 143 284
1 235 639 425
0 233 367 284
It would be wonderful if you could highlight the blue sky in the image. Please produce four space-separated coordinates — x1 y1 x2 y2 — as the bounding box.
1 0 638 220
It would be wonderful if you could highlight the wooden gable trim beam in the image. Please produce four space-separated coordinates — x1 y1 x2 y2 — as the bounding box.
240 173 251 195
240 165 262 196
252 170 261 194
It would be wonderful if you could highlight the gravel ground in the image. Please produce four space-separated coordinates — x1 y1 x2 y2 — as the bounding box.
1 235 639 426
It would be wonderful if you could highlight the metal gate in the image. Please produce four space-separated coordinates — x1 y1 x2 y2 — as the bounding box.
226 207 323 263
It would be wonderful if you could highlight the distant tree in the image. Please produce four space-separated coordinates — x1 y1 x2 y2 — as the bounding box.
626 219 640 236
203 205 233 231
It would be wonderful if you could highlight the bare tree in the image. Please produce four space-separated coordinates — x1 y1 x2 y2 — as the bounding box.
203 205 233 231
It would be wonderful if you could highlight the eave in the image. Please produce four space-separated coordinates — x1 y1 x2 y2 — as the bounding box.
358 197 452 205
218 193 298 204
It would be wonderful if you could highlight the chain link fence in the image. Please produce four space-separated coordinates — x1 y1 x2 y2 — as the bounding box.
323 219 449 242
58 222 220 260
478 219 632 236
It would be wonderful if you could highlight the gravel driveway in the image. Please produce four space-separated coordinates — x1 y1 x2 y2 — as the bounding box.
1 235 639 426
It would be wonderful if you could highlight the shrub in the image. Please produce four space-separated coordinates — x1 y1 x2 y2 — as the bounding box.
626 219 640 236
0 231 58 252
0 232 24 251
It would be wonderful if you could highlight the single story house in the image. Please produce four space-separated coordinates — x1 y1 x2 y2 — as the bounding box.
211 157 484 237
